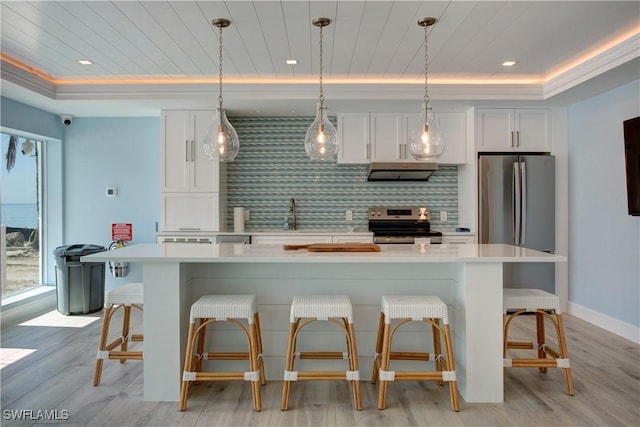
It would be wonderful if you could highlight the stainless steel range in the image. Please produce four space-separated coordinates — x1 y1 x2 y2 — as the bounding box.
368 207 443 244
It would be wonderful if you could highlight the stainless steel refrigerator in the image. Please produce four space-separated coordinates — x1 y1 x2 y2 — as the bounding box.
478 154 555 292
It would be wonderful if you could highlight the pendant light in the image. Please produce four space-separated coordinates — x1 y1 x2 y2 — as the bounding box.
409 17 444 161
305 17 338 161
204 18 239 162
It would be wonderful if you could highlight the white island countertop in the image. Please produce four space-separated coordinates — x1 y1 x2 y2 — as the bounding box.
82 243 565 404
83 243 564 264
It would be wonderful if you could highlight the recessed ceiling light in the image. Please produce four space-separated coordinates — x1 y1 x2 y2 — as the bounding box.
286 59 298 65
502 61 517 67
77 59 93 65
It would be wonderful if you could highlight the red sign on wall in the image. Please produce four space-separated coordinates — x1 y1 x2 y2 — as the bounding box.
111 223 133 241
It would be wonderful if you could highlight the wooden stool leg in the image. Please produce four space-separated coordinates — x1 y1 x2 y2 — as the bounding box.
536 311 548 373
119 305 131 363
371 312 385 384
281 320 298 410
254 312 266 386
431 318 444 385
443 323 460 412
346 321 363 410
93 305 113 386
377 322 392 410
194 318 207 378
555 313 574 396
179 322 197 411
249 322 262 411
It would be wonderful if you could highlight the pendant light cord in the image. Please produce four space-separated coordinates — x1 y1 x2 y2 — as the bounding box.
218 22 224 109
318 23 324 107
423 22 430 107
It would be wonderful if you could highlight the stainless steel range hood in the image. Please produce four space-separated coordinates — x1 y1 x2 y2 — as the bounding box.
367 162 438 181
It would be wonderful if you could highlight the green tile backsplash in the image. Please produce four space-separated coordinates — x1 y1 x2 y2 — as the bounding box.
226 116 458 231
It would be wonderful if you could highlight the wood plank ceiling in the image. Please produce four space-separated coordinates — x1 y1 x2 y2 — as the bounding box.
0 1 638 116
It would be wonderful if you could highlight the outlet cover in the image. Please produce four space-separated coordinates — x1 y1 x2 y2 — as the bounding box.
440 210 447 221
346 210 353 221
244 209 250 221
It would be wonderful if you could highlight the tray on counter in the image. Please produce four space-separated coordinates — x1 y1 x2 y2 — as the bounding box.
283 243 381 252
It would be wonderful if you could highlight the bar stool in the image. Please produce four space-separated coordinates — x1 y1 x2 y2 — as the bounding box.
371 295 460 411
93 282 144 386
281 295 362 410
179 294 265 411
503 288 574 395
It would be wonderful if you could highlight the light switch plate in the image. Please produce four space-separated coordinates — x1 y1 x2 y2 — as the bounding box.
440 210 447 221
346 210 353 221
244 209 250 221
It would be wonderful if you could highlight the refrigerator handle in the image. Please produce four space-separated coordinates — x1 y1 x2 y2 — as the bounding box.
513 162 521 245
520 162 527 246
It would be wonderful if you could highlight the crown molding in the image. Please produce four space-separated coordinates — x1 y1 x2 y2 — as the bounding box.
50 81 545 102
0 60 56 99
543 33 640 99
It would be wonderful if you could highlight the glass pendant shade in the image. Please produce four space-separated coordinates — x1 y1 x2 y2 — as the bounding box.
203 107 239 162
409 103 444 160
305 102 338 161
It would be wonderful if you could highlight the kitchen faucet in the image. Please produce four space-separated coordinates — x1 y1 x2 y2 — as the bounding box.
289 197 297 230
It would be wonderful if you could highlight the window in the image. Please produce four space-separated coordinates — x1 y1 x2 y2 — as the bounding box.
1 133 43 298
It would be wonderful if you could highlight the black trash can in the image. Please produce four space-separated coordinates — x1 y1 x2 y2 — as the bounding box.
54 244 106 315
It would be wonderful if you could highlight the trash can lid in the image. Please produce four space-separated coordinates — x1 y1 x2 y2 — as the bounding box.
53 244 106 256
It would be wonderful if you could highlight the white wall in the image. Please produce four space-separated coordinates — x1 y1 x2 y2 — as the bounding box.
63 117 160 290
568 79 640 335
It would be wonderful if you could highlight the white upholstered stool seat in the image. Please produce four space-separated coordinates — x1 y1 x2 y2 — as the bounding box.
281 295 362 410
93 282 144 386
372 295 460 411
179 294 265 412
503 288 574 395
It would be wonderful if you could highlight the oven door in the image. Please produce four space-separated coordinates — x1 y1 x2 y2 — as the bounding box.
373 236 416 244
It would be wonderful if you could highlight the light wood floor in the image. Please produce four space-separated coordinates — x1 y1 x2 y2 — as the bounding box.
1 309 638 427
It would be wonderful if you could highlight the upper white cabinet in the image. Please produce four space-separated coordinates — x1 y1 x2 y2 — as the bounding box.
337 112 467 165
403 112 467 164
160 193 221 232
162 110 220 192
371 113 405 161
337 113 370 164
477 108 550 152
161 110 226 232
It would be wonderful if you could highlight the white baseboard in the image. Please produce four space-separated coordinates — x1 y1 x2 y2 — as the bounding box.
568 301 640 344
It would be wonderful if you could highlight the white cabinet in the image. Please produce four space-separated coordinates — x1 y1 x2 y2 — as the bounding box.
162 110 220 192
332 234 374 243
442 234 476 245
477 108 550 152
161 110 226 232
403 112 467 164
337 114 369 164
251 234 333 245
161 193 221 232
251 233 373 245
370 113 405 161
337 112 467 164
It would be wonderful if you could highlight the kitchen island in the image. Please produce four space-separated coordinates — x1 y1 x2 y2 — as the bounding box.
83 243 565 404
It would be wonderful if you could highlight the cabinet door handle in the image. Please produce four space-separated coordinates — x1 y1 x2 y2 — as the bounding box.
509 131 514 148
191 140 195 162
367 143 370 160
185 140 190 161
515 131 520 147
